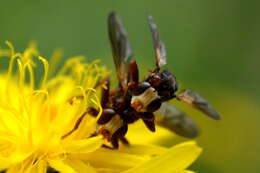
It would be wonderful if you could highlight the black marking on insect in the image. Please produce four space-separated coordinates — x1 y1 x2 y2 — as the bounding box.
66 12 221 149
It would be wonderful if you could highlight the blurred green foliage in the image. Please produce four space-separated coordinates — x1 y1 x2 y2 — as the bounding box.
0 0 259 172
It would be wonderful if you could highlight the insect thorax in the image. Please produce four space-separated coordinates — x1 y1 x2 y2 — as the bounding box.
146 69 178 101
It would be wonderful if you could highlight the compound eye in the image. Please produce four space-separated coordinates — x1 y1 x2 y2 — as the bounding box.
132 82 150 95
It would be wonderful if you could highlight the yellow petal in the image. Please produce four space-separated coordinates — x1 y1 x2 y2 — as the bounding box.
74 148 149 171
33 160 47 173
48 159 77 173
119 144 167 156
126 121 176 145
65 157 97 173
62 136 103 154
182 171 196 173
0 107 23 137
123 141 202 173
6 165 20 173
168 171 196 173
0 156 11 171
5 150 32 166
174 170 196 173
95 168 120 173
23 160 47 173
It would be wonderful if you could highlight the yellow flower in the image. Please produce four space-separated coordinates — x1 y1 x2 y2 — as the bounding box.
0 42 202 173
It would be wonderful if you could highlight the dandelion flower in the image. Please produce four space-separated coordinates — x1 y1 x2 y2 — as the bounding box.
0 42 202 173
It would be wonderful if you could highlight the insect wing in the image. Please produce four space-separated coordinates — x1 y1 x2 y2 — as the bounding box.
147 15 167 68
154 103 199 138
108 12 133 90
176 89 221 120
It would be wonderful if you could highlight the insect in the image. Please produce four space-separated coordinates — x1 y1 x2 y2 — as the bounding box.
90 12 221 148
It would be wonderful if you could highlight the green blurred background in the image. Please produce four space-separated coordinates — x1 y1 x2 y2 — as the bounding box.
0 0 259 172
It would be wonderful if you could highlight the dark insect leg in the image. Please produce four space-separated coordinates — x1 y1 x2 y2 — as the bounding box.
89 132 98 138
97 108 116 124
62 102 103 139
111 124 128 148
140 112 156 132
61 111 88 139
100 137 124 150
120 137 130 145
64 91 102 139
101 144 115 150
111 138 119 149
137 112 154 120
86 107 99 117
146 97 162 112
47 167 59 173
101 76 110 108
62 77 110 139
62 106 101 139
142 119 156 132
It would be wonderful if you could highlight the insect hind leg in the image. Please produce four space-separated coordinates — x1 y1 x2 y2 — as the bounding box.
110 124 128 149
120 137 130 145
101 137 129 150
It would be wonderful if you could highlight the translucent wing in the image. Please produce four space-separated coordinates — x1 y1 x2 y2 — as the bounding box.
154 103 199 138
108 12 133 90
147 15 167 68
176 89 221 120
